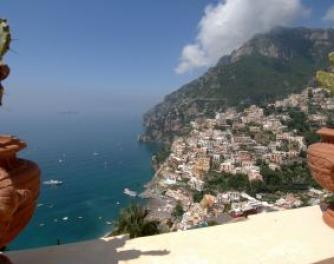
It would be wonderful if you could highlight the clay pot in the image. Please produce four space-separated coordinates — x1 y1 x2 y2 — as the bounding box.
307 128 334 229
323 205 334 229
0 135 40 248
0 254 12 264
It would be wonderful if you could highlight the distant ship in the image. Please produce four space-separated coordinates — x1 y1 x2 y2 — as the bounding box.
57 111 79 115
43 180 63 186
123 188 137 197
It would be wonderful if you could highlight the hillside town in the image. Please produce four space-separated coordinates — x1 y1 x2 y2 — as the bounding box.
142 87 334 231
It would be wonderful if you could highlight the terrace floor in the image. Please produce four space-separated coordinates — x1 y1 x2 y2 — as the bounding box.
5 206 334 264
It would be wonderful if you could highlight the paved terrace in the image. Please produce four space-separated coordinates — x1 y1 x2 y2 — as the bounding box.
6 206 334 264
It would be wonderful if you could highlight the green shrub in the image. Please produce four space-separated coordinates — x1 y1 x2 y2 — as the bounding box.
193 191 204 203
207 220 219 226
325 195 334 205
172 201 184 219
112 204 160 239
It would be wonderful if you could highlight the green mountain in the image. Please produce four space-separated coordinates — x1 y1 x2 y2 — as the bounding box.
141 27 334 143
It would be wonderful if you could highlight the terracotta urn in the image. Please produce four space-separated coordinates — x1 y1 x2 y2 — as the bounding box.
0 64 10 106
0 135 40 248
307 128 334 229
0 64 10 80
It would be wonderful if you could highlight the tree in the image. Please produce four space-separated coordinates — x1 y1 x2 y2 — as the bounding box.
172 201 184 219
228 173 250 192
154 146 171 165
286 108 310 133
327 111 334 128
304 131 320 146
249 180 266 196
112 204 160 239
193 191 204 203
261 165 281 192
308 88 313 99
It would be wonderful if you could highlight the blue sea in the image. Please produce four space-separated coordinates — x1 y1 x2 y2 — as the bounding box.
1 110 157 250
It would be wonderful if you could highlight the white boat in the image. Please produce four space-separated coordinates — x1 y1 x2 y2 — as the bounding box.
43 180 63 186
123 188 137 197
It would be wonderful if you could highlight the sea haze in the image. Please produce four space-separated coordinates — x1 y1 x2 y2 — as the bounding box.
1 111 157 250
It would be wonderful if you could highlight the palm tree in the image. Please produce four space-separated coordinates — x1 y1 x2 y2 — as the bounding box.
112 204 160 239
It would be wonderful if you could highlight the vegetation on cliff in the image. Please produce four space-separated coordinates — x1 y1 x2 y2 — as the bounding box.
194 162 318 201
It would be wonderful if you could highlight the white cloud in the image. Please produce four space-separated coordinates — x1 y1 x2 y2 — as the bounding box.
324 5 334 23
175 0 309 74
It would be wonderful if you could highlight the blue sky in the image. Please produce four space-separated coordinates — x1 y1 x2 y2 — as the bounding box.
0 0 334 114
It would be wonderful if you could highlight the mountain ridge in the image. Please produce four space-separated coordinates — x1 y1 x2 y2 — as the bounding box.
141 27 334 143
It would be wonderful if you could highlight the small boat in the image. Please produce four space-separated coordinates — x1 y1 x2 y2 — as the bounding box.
43 180 63 186
123 188 137 197
116 201 120 205
62 217 69 221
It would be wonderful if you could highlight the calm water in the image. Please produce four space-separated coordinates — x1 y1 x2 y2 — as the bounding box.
1 111 156 250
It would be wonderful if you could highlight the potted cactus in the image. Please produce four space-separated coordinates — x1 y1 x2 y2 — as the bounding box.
316 52 334 95
0 19 41 260
0 18 11 106
308 52 334 229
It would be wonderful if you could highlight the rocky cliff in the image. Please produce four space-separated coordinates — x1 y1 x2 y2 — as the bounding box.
141 27 334 143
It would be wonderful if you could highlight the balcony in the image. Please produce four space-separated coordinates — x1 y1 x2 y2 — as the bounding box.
6 205 334 264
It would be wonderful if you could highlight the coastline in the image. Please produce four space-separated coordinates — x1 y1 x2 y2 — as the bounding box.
139 87 330 231
8 113 156 250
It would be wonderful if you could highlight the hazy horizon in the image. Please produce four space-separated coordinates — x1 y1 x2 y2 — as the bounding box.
1 0 334 115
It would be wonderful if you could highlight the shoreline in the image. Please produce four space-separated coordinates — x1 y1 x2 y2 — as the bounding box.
138 87 330 231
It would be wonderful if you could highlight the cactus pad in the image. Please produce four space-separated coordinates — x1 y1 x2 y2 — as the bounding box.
0 19 11 61
329 52 334 67
317 71 334 92
316 52 334 93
